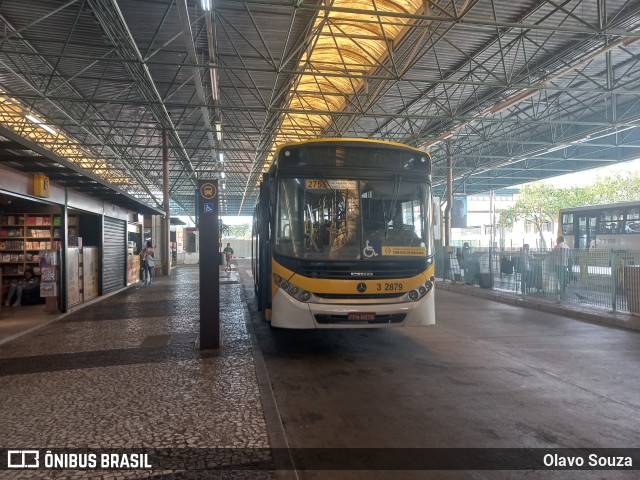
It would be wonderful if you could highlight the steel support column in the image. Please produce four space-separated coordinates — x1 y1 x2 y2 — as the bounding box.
163 129 171 276
444 141 453 247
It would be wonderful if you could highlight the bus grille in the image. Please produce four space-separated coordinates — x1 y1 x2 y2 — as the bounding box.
298 264 421 279
315 313 406 324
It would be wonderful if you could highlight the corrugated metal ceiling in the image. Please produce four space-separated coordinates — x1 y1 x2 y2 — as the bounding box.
0 0 638 217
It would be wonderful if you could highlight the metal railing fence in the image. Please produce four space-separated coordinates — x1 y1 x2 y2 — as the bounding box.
436 246 640 315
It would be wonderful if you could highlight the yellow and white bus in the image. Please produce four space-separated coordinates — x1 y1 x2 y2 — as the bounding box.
252 138 436 329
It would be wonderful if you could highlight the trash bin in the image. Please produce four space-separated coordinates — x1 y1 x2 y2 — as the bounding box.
477 272 493 288
624 266 640 314
500 255 514 274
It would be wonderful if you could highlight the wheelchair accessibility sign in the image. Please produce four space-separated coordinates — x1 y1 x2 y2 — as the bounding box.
204 203 214 214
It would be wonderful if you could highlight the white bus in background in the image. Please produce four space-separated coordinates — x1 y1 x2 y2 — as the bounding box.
559 200 640 250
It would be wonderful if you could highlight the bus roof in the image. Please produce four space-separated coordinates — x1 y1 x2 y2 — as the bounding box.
273 137 430 157
560 199 640 213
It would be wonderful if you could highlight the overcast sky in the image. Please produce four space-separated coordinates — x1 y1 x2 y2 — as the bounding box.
541 157 640 188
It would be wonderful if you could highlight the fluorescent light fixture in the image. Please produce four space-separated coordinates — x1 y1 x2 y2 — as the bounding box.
215 121 222 142
220 171 226 178
41 124 57 135
201 0 212 11
26 114 57 135
219 152 224 163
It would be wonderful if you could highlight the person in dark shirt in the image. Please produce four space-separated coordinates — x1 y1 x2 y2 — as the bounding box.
140 241 155 285
5 268 38 307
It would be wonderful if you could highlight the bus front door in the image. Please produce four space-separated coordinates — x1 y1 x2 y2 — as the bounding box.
577 214 597 249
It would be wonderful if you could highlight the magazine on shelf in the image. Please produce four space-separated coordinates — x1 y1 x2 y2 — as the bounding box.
40 281 57 297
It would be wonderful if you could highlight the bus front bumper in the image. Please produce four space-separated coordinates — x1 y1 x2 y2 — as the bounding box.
270 289 435 329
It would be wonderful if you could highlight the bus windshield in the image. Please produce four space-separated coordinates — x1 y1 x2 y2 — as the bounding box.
275 177 431 261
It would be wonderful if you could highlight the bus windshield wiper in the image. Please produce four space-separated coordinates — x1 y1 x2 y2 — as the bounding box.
383 174 401 238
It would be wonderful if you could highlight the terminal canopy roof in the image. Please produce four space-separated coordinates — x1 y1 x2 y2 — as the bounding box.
0 0 639 217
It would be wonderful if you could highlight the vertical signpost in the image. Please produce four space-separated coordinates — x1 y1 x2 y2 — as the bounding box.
198 180 220 350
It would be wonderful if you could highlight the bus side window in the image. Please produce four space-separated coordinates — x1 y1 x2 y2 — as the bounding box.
561 213 573 235
599 222 613 234
627 208 640 233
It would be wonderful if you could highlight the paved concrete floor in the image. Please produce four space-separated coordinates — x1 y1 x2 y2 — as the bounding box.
236 260 640 480
0 302 65 345
0 265 271 479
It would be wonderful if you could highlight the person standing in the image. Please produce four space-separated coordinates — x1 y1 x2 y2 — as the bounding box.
223 242 234 272
552 236 571 299
520 244 534 292
521 244 533 270
141 241 155 285
456 242 471 276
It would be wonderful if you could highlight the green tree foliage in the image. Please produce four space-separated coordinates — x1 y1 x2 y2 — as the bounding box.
498 171 640 248
218 219 230 237
226 223 251 239
589 171 640 203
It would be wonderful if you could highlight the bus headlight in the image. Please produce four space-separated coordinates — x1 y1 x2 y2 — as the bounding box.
407 278 434 302
299 291 311 302
425 278 434 293
279 278 312 303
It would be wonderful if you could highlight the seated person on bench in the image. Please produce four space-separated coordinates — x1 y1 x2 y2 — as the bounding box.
5 268 41 307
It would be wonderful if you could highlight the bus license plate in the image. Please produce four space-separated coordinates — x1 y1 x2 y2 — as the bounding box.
348 312 376 321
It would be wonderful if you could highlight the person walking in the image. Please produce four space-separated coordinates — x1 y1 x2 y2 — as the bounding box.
140 241 155 285
223 243 234 272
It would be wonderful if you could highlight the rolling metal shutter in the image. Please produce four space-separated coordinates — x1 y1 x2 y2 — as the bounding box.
103 216 126 293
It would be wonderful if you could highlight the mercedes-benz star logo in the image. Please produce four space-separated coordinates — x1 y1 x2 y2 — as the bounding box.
357 282 367 293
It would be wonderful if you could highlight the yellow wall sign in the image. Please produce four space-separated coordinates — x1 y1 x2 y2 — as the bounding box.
382 246 426 256
33 173 50 198
200 183 217 199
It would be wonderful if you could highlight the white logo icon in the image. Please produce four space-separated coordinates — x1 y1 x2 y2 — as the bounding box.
7 450 39 468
